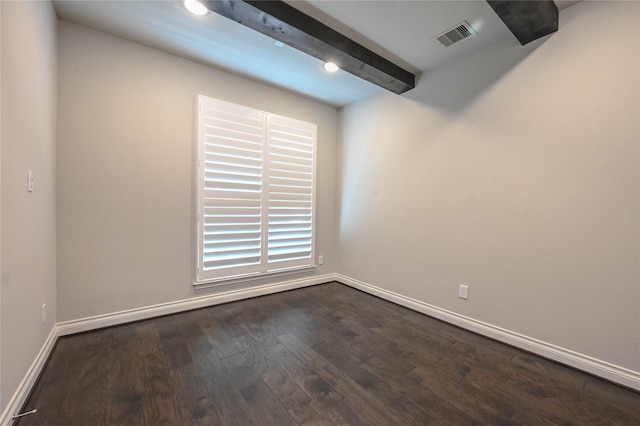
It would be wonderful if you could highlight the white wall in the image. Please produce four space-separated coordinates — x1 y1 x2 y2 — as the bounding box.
57 21 338 322
338 1 639 372
1 0 58 411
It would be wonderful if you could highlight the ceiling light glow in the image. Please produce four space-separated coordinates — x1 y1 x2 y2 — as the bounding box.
324 62 339 73
184 0 208 16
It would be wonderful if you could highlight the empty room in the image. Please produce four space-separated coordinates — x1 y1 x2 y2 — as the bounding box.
1 0 639 424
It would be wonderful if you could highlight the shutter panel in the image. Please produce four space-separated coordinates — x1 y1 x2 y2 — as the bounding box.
266 115 316 270
196 96 317 284
198 97 265 280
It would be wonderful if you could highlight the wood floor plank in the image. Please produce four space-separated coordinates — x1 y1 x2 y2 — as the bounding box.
240 319 280 347
221 351 263 390
187 396 225 424
187 342 254 426
363 355 486 424
456 372 572 424
406 356 468 389
133 324 183 425
402 309 449 330
107 325 146 425
21 333 113 425
316 363 406 426
58 345 111 425
510 353 588 392
582 377 640 421
170 363 212 422
369 315 453 363
208 303 251 339
439 341 515 383
265 343 340 404
19 282 640 425
232 333 282 376
240 380 298 426
177 307 211 331
437 320 524 361
244 297 298 337
37 334 86 386
266 342 367 425
291 311 359 349
320 356 447 426
277 332 330 371
260 360 330 425
155 315 182 339
198 316 242 359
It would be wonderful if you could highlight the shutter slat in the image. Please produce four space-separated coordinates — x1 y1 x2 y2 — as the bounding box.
204 257 261 270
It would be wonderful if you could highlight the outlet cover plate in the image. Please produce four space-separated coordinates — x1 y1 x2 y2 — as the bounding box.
459 285 469 300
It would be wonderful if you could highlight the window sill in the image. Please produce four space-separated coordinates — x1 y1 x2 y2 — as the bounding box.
193 265 316 290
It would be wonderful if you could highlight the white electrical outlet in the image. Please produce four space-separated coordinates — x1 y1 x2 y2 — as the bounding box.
28 170 34 192
459 285 469 300
318 255 324 265
41 303 46 324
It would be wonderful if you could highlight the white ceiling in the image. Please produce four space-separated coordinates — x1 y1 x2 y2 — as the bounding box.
53 0 580 107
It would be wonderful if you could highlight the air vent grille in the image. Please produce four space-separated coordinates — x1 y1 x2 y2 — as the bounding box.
434 21 477 47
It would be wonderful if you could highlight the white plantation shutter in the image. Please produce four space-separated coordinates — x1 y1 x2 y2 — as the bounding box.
197 96 316 283
198 98 265 280
266 115 316 270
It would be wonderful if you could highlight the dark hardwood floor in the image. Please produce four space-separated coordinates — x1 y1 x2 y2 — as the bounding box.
18 282 640 425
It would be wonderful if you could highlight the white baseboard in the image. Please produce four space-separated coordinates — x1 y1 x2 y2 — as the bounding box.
336 274 640 392
57 273 335 336
0 325 59 426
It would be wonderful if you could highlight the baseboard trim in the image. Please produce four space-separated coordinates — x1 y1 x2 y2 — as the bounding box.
336 274 640 392
57 273 336 336
0 325 59 426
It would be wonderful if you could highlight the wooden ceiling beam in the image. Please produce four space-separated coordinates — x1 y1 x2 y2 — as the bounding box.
203 0 416 94
486 0 559 45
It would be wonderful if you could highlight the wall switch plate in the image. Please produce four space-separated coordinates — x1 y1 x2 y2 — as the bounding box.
459 285 469 300
318 255 324 265
28 170 34 192
41 303 46 324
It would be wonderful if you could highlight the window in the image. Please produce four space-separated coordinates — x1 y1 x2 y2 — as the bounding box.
196 95 317 284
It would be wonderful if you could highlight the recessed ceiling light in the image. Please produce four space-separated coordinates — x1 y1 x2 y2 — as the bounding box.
324 62 340 73
184 0 208 16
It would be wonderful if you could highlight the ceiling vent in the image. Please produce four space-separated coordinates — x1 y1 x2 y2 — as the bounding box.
434 21 477 47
